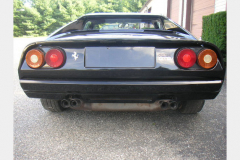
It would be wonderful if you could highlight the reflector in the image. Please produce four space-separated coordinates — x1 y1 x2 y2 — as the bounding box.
198 49 217 69
25 49 45 69
45 48 65 68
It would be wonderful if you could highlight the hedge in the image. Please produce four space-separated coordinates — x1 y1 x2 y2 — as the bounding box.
202 11 226 62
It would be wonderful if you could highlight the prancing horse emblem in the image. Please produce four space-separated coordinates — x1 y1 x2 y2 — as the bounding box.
72 52 79 60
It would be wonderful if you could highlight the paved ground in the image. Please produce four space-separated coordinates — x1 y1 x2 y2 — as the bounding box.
14 38 226 160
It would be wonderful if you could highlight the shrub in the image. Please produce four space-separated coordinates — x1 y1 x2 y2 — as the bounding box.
202 11 226 62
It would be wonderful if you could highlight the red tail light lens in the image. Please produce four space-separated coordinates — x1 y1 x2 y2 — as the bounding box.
176 49 196 68
198 49 217 69
25 49 45 69
45 48 65 68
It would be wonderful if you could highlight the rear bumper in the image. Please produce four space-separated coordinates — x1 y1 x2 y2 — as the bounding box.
20 79 223 102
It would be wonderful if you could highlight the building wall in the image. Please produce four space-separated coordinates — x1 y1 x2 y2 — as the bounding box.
191 0 215 39
139 0 226 39
140 0 168 16
169 0 180 23
169 0 192 31
215 0 227 13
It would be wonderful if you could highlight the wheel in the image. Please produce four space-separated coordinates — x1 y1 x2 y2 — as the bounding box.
40 99 66 112
178 100 205 114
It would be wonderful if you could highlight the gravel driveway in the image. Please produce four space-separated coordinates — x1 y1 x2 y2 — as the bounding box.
14 38 226 160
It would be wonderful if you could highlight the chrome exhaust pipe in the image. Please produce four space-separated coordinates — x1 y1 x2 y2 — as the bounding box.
159 100 170 110
70 98 83 108
161 101 169 109
61 99 71 108
169 101 178 110
159 100 178 110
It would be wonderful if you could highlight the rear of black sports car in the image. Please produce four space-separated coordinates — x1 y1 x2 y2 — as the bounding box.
18 13 225 113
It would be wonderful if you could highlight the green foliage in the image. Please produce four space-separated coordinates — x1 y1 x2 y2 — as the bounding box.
14 0 148 37
202 11 226 61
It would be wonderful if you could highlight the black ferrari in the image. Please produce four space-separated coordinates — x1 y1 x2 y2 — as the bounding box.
18 13 225 113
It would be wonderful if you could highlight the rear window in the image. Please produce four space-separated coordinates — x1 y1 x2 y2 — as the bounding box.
83 18 164 30
163 19 178 29
51 15 189 36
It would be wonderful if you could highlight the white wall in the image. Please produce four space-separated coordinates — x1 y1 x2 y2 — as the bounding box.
215 0 227 13
140 0 168 16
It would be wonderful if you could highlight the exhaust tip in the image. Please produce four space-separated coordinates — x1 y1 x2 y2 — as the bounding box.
159 101 169 110
159 100 178 110
70 100 77 107
61 99 70 108
161 102 169 109
169 101 178 110
70 99 83 108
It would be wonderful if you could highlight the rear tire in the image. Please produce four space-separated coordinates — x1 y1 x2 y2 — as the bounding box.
40 99 66 112
178 100 205 114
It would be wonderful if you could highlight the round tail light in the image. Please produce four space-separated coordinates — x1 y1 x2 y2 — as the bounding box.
176 49 196 68
198 49 217 69
25 49 45 69
45 48 65 68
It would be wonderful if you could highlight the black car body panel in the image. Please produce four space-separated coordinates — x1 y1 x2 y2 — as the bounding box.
18 13 225 107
